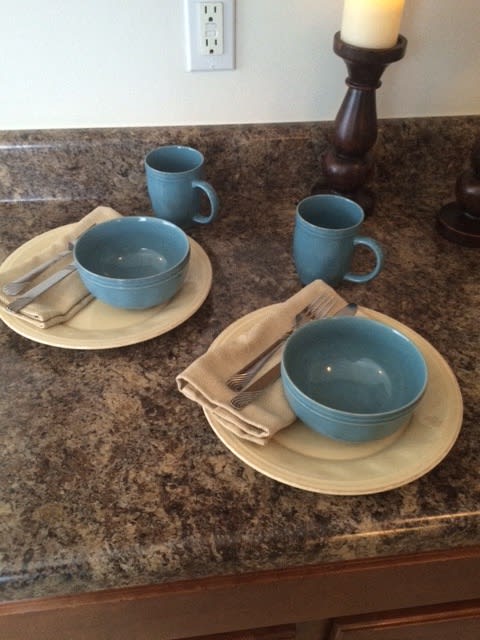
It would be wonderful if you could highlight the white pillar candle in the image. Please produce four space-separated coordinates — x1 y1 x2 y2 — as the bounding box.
341 0 405 49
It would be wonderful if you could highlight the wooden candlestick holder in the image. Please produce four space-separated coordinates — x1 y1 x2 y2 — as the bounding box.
313 32 407 215
437 138 480 247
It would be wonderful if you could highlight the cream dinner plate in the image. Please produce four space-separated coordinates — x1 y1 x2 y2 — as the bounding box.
0 224 212 349
204 306 463 495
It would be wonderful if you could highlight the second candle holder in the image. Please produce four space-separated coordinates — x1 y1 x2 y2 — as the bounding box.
313 32 407 215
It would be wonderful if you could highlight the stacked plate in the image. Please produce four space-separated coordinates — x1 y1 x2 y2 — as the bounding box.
204 306 463 495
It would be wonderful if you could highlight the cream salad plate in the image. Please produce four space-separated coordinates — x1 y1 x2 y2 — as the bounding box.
0 223 212 349
204 306 463 495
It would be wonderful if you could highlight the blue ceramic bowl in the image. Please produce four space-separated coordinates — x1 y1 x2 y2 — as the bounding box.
281 316 428 442
74 216 190 309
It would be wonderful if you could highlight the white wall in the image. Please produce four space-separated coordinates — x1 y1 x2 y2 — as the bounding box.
0 0 479 130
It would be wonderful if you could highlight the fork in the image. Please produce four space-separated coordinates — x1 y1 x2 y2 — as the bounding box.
226 292 337 392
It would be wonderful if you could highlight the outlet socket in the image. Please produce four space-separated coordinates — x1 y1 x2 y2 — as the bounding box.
200 3 223 55
184 0 235 71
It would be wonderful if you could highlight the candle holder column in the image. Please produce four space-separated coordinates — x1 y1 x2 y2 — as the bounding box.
437 138 480 247
313 32 407 215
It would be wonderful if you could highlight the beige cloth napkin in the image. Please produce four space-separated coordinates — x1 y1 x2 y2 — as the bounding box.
176 280 347 445
0 206 122 329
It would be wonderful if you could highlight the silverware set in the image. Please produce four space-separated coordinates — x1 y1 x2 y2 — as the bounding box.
2 226 94 312
3 245 75 296
226 293 337 391
6 263 78 313
228 295 358 410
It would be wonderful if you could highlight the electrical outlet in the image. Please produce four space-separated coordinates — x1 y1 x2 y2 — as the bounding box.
200 3 223 56
184 0 235 71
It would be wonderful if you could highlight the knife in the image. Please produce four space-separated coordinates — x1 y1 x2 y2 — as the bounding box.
230 303 358 410
6 263 77 314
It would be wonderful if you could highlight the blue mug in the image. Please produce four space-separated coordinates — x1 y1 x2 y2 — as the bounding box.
293 194 383 287
145 145 219 229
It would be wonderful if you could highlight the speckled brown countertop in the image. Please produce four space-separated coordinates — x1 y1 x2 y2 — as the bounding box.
0 118 479 602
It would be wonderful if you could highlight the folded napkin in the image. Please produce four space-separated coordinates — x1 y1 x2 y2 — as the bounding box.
176 280 347 445
0 206 122 329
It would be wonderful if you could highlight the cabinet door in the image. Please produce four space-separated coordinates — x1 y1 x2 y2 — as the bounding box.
330 601 480 640
185 624 297 640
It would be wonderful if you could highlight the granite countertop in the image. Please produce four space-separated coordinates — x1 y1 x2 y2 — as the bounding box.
0 118 479 603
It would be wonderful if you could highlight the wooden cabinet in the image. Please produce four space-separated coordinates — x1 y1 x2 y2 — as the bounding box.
189 603 480 640
330 601 480 640
186 602 480 640
188 625 297 640
1 547 480 640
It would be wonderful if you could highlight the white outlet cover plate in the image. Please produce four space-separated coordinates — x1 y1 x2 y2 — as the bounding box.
184 0 235 71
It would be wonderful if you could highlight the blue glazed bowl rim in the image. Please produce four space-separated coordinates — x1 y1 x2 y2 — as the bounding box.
281 316 429 420
74 216 190 283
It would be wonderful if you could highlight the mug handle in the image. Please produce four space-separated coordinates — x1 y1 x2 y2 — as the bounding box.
344 237 384 283
192 180 219 225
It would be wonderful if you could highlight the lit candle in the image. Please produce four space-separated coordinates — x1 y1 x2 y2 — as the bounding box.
341 0 405 49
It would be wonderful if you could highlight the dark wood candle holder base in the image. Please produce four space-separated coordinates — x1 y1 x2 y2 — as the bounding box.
313 32 407 215
437 139 480 247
